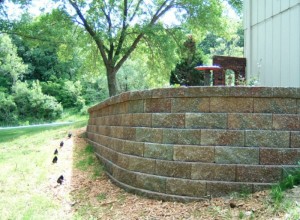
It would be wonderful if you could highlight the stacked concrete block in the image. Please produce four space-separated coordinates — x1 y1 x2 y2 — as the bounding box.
87 86 300 201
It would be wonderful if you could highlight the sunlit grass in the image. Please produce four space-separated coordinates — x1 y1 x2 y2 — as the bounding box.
75 144 104 178
56 107 89 123
0 120 87 219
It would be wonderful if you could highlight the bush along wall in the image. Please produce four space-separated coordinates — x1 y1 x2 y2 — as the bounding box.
86 86 300 202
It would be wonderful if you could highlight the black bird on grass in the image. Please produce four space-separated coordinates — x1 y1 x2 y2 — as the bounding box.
57 175 64 185
54 149 58 155
52 156 58 163
68 132 72 138
60 141 64 147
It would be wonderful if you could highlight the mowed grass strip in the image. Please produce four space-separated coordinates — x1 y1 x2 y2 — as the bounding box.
0 121 86 220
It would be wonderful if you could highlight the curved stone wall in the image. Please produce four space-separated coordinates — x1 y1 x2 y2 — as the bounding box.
87 87 300 201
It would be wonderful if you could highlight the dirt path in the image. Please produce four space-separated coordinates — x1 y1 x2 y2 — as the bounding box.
45 128 300 219
42 130 76 219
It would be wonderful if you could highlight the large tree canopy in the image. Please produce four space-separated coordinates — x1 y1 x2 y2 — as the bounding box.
1 0 239 97
57 0 225 96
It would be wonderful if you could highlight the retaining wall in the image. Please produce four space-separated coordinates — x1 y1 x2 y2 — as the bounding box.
87 86 300 201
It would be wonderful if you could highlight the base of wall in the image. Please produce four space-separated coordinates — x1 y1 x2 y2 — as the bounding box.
95 152 209 202
93 145 275 202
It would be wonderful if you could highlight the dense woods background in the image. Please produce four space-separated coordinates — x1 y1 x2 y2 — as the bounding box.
0 0 243 125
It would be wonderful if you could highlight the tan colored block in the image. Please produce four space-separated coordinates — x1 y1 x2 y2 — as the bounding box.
122 140 144 156
210 97 253 113
131 113 152 127
156 160 191 178
273 115 300 130
166 178 206 197
173 145 214 162
128 157 156 174
191 163 236 181
236 165 282 183
260 148 283 165
145 98 171 113
152 113 185 128
144 143 173 160
245 130 290 148
254 98 297 114
228 113 272 130
291 132 300 148
134 173 166 193
163 129 201 145
171 98 210 113
215 146 259 164
136 128 163 143
201 129 244 146
186 113 227 129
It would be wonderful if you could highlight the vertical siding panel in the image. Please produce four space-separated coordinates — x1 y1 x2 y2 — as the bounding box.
289 5 300 87
245 0 300 87
266 0 273 19
281 0 290 11
244 0 252 79
243 0 250 28
251 25 258 82
280 12 290 86
258 0 266 23
290 0 300 7
257 23 266 85
273 0 281 15
252 0 258 25
265 19 273 86
272 15 281 86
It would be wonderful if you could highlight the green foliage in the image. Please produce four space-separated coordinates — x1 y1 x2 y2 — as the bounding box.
97 193 107 201
170 35 205 86
80 75 109 105
75 144 100 177
199 21 244 58
0 92 18 124
41 79 85 109
227 0 243 16
0 34 28 87
12 35 80 82
12 80 63 121
56 0 227 96
271 167 300 205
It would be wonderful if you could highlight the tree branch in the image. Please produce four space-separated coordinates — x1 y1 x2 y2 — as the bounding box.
0 31 66 44
129 0 142 22
114 0 176 72
68 0 109 66
114 33 144 72
114 0 129 59
150 0 176 24
100 3 114 61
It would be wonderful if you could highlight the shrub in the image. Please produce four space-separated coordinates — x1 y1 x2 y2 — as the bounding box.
41 80 85 109
0 92 18 124
81 76 109 105
170 35 205 86
12 81 63 121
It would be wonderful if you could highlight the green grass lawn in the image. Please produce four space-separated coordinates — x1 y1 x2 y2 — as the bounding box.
0 120 87 220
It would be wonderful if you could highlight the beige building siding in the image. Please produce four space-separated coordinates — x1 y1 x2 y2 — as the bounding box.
244 0 300 87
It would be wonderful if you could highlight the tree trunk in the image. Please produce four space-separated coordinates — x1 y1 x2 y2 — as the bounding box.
106 66 117 97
